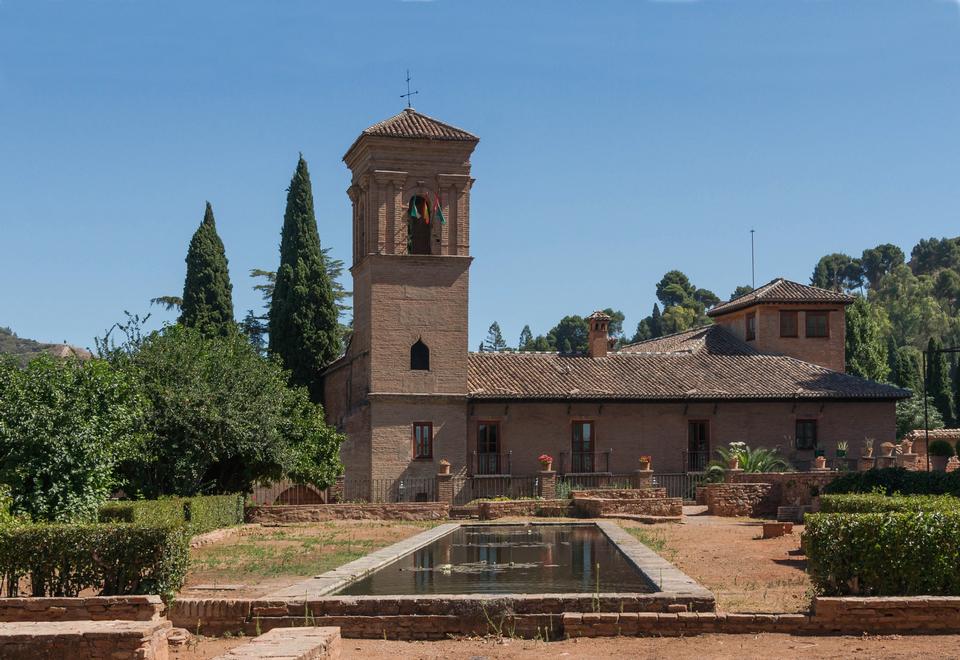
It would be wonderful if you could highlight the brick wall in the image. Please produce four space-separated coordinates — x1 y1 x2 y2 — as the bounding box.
702 483 773 517
0 620 171 659
571 489 667 500
245 503 449 523
0 596 164 623
574 497 683 518
729 471 837 515
477 499 573 520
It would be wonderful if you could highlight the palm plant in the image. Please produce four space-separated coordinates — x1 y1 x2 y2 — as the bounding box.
706 442 792 482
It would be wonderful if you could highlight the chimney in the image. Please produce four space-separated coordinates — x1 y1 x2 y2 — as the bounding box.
587 311 612 358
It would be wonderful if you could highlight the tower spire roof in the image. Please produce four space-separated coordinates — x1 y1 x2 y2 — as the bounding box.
359 108 478 142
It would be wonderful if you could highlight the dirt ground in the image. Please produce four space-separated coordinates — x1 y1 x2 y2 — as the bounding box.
172 633 960 659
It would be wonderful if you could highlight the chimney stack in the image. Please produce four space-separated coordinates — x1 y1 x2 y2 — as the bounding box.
587 311 612 358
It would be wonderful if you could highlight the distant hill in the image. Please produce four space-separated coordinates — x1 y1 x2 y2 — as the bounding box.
0 326 92 366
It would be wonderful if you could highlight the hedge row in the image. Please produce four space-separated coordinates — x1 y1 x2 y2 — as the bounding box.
825 468 960 497
819 493 960 514
99 494 244 535
0 523 189 602
804 511 960 596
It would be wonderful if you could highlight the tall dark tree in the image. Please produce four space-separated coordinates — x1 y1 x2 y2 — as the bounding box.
927 337 956 427
483 322 508 352
655 271 696 307
730 285 754 300
519 325 533 350
179 202 234 334
650 303 663 338
547 316 589 354
631 318 652 343
811 253 863 292
241 309 267 354
269 156 341 402
844 297 890 382
861 243 905 289
910 237 960 276
892 345 923 393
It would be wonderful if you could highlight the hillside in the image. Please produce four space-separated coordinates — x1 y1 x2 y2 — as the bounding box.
0 326 92 366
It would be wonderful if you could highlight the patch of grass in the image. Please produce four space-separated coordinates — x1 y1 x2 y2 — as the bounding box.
188 521 439 582
626 527 670 556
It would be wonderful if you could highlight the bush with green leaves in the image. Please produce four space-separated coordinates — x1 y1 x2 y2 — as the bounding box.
804 511 960 596
705 442 791 481
185 494 244 534
0 523 189 602
98 494 244 534
819 493 960 514
102 324 343 497
0 355 144 522
929 439 956 457
825 467 960 496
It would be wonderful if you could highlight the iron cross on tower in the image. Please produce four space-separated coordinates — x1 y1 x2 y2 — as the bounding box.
401 69 419 108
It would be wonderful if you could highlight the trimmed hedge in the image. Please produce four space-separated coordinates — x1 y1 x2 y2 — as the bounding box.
98 494 244 535
0 523 189 602
820 493 960 514
804 511 960 596
825 468 960 497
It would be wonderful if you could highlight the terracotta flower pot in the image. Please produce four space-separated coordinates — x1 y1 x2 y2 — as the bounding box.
540 461 553 472
438 461 451 475
814 456 827 470
727 456 740 470
639 459 651 471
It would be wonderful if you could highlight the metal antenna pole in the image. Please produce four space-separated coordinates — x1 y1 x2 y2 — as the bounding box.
401 69 419 108
750 229 756 288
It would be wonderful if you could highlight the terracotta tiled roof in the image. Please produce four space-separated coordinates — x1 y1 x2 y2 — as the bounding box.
904 428 960 441
707 278 854 317
359 108 478 142
467 325 907 402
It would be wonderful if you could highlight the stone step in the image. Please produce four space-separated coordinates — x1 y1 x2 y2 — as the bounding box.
0 618 171 659
213 626 341 659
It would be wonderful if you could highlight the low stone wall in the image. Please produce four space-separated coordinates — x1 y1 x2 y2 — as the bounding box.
729 472 837 515
702 483 773 517
214 626 341 659
0 595 164 623
571 488 667 500
575 497 682 518
478 499 573 520
565 596 960 637
245 503 449 523
0 619 171 659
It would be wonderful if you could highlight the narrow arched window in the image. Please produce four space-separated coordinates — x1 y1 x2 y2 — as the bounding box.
407 195 433 255
410 339 430 370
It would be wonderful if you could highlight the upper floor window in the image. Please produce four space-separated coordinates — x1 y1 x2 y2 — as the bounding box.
571 421 595 472
745 312 757 341
410 339 430 370
413 422 433 459
805 311 829 338
795 419 818 451
407 195 433 255
780 310 798 338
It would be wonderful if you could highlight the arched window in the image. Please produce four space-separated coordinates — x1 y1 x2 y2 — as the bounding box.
407 195 433 255
410 339 430 371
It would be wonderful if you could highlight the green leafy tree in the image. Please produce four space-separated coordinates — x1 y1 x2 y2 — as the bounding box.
240 309 267 354
872 264 950 349
547 316 589 354
730 285 754 300
927 337 956 427
660 305 697 335
811 253 863 292
845 297 891 381
892 345 923 393
179 202 235 335
896 393 944 439
933 269 960 312
268 156 341 402
655 270 696 307
0 355 144 521
483 322 508 352
861 243 905 289
631 318 653 343
910 237 960 276
694 288 720 310
601 308 626 344
650 303 663 338
106 324 343 497
519 325 533 350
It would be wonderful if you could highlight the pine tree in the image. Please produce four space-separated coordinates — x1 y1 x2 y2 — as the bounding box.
240 310 267 354
483 322 507 352
268 156 341 402
519 325 533 350
179 202 234 335
927 338 956 427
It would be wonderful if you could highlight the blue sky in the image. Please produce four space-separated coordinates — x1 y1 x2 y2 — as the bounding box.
2 0 960 350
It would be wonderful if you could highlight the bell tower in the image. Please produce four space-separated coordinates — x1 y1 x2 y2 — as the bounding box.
329 108 478 486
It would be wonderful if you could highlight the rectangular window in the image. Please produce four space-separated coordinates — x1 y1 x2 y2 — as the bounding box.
476 422 500 474
687 421 709 472
745 312 757 341
572 421 595 472
780 310 798 338
805 311 829 338
413 422 433 459
795 420 817 451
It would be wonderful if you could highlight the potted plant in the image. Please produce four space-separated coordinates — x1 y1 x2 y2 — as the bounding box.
813 455 827 470
438 459 451 475
835 441 847 458
862 438 875 458
538 453 554 471
639 455 652 471
901 438 913 454
880 442 895 458
929 440 955 472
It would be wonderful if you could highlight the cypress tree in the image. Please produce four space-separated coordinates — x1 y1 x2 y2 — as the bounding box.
893 345 923 393
179 202 234 335
268 155 340 402
650 304 663 338
927 337 956 427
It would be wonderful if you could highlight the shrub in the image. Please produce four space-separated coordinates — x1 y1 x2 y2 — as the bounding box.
804 511 960 596
0 355 144 521
186 494 244 534
819 493 960 514
0 523 189 602
825 467 960 496
99 498 187 526
930 439 956 457
706 442 791 482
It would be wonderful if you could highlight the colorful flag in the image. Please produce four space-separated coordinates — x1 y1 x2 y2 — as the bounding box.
433 194 446 225
408 196 420 220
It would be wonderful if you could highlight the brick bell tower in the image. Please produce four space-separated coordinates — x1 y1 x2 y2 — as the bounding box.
328 108 478 490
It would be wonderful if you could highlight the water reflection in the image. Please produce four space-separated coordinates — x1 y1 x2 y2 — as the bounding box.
337 525 653 595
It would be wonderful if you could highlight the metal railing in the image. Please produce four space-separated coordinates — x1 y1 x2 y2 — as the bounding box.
557 473 635 491
473 451 511 475
558 449 612 475
651 472 710 501
681 450 711 472
249 479 330 506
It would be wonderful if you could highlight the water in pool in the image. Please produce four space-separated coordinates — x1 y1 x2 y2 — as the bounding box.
335 524 655 595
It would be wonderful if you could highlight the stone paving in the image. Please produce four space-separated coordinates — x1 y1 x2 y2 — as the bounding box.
213 626 341 659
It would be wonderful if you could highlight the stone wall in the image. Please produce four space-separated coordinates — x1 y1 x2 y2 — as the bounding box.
729 472 838 516
245 503 449 524
571 489 667 500
0 619 171 659
0 596 164 623
574 497 682 518
702 483 773 517
215 626 341 659
477 499 573 520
